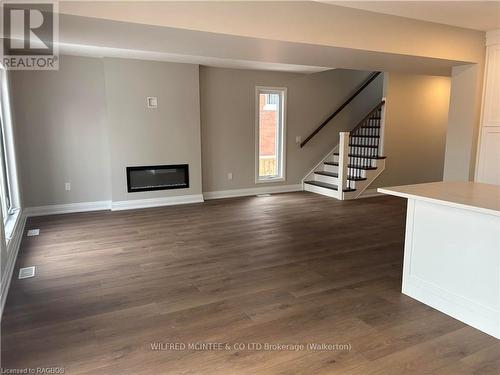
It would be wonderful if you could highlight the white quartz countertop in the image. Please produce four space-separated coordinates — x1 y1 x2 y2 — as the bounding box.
378 181 500 217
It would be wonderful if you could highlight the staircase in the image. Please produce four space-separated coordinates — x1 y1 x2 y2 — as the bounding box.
302 100 387 200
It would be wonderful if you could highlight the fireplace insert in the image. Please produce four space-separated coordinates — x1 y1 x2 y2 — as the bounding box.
126 164 189 193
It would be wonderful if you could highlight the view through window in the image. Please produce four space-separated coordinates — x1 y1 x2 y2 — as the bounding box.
256 88 286 182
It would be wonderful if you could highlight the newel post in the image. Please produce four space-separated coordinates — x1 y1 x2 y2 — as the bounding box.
379 97 387 156
338 132 350 200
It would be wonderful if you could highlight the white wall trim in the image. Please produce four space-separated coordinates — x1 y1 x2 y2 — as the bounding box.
486 29 500 46
1 210 27 319
25 200 112 217
404 276 500 339
203 184 301 200
474 40 491 181
111 194 204 211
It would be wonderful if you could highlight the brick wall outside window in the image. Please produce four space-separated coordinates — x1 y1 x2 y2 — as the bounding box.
258 94 279 176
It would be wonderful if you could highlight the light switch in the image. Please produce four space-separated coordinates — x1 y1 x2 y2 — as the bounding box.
147 97 158 108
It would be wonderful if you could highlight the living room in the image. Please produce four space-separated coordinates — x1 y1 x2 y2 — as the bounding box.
0 2 499 374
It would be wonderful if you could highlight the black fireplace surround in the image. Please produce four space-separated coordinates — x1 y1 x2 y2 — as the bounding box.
126 164 189 193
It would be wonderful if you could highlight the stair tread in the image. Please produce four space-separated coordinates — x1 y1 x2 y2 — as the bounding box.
314 171 367 181
334 152 386 159
325 161 378 170
304 180 356 192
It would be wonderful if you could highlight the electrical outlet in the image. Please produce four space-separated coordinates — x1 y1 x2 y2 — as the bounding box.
227 172 233 181
65 182 71 191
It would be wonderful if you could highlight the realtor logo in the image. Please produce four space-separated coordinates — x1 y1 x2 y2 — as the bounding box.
1 1 59 70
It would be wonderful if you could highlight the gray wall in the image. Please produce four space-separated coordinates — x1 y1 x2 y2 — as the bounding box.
10 56 450 206
103 58 202 202
11 55 203 206
372 72 451 188
11 56 111 206
200 67 383 192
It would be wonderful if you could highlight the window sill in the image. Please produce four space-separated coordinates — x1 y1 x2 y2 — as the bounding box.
263 104 277 111
256 177 286 184
4 208 20 244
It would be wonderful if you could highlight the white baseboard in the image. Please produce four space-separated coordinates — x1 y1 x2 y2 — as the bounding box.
203 184 302 200
304 183 340 198
25 195 207 215
404 278 500 339
1 210 27 319
111 194 204 211
25 200 112 217
23 186 377 216
358 188 384 199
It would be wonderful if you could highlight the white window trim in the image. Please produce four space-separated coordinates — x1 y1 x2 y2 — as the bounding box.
0 66 21 243
255 86 287 184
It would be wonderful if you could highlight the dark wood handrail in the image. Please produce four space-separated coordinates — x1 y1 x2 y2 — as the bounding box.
349 100 385 135
300 71 381 148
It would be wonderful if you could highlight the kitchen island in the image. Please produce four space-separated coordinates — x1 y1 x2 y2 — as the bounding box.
378 181 500 338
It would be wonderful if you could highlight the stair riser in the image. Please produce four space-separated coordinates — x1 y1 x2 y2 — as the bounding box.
304 183 341 198
314 173 339 185
315 174 359 189
323 164 339 174
323 164 367 178
347 168 370 178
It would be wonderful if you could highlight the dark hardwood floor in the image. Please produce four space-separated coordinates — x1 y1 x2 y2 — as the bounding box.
1 192 499 374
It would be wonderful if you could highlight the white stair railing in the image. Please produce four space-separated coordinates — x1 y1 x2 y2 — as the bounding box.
302 99 387 200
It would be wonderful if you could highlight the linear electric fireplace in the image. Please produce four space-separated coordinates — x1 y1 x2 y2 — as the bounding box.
126 164 189 193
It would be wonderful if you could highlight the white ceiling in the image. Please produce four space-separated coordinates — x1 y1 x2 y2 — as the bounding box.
325 1 500 31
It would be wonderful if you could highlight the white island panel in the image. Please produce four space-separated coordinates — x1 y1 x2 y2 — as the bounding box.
379 182 500 339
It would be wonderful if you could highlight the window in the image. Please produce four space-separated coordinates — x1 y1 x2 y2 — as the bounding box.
266 94 279 106
255 87 286 183
0 65 20 240
0 116 12 217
